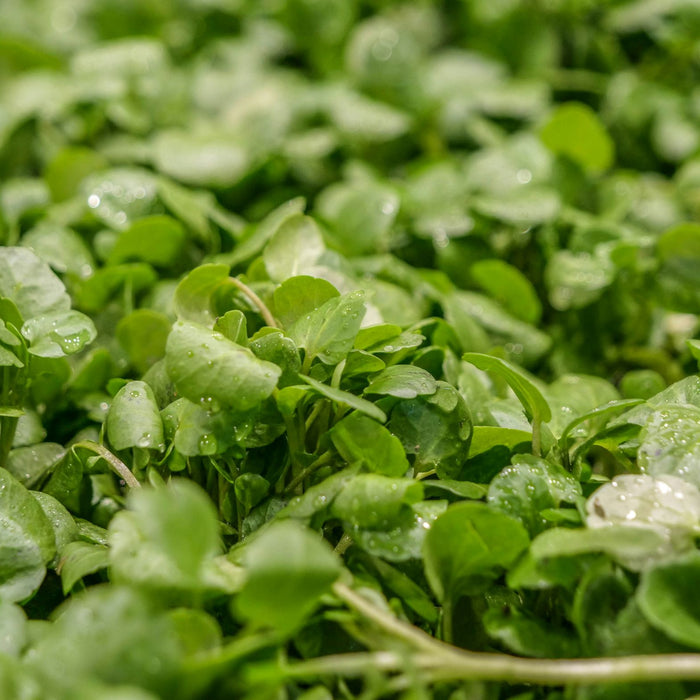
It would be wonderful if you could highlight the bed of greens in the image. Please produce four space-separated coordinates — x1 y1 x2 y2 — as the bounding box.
3 0 700 698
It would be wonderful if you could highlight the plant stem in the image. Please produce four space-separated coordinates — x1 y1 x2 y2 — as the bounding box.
72 441 141 489
284 450 333 494
531 417 542 457
229 277 278 328
332 582 700 685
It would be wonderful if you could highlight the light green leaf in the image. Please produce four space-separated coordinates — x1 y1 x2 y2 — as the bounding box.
272 275 339 329
424 501 529 602
364 364 437 399
331 412 408 476
58 541 109 594
235 520 341 633
21 310 96 358
540 102 614 174
116 309 172 374
106 381 164 452
165 321 281 412
173 263 230 325
299 374 386 423
263 214 325 282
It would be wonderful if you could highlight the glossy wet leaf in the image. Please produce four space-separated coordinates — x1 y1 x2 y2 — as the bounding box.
289 290 366 366
173 263 230 325
331 474 423 529
331 412 408 476
165 321 281 412
0 247 70 320
272 275 339 329
300 375 386 423
364 364 437 399
106 381 164 451
388 382 472 478
263 214 325 282
235 520 341 634
58 541 109 593
424 502 529 602
0 467 55 602
21 310 96 358
488 455 581 535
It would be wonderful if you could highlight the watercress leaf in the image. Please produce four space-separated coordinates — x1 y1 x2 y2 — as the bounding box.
424 501 529 602
530 526 669 572
58 541 109 594
107 215 186 268
637 553 700 649
540 102 614 174
483 607 580 658
165 321 281 412
656 223 700 313
545 250 616 311
364 364 437 399
352 500 447 562
472 187 561 226
214 309 248 344
116 309 172 374
343 349 386 377
171 399 236 456
74 263 158 313
173 263 230 325
388 382 472 478
235 474 270 513
235 520 341 634
7 443 64 490
331 412 408 476
27 586 182 695
21 223 95 276
289 290 366 366
331 474 422 529
263 214 325 282
31 490 78 560
586 474 700 545
218 197 306 269
463 352 552 424
422 479 488 500
487 455 581 535
106 381 164 452
249 329 301 388
637 405 700 486
470 259 542 325
272 275 339 329
0 600 27 657
0 247 70 320
0 467 55 602
109 479 226 595
0 345 23 367
300 374 386 422
21 310 96 358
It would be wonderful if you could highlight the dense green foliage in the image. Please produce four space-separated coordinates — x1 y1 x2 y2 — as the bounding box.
2 0 700 698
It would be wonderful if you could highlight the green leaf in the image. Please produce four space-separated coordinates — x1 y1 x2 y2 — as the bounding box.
331 412 408 476
165 321 281 412
0 467 55 602
263 214 325 282
0 345 23 367
272 275 339 329
0 247 70 320
289 289 366 366
21 310 96 357
364 364 437 399
214 310 248 345
106 381 164 451
637 405 700 487
58 541 109 594
108 215 186 268
0 600 27 657
424 501 529 602
656 223 700 313
331 474 423 529
116 309 172 374
470 259 542 325
545 250 616 311
173 263 230 325
44 146 108 202
109 479 235 596
540 102 614 173
638 553 700 649
235 520 341 633
388 382 472 478
74 263 158 313
31 491 78 560
487 455 581 535
464 353 551 423
299 374 386 422
21 223 95 276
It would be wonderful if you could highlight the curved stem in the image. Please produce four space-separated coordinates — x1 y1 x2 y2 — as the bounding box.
332 582 700 685
72 441 141 489
229 277 278 328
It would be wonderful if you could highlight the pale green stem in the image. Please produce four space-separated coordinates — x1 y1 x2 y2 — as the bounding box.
229 277 278 328
72 441 141 489
332 582 700 686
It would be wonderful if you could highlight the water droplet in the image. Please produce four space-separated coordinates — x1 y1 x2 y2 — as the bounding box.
87 194 101 208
